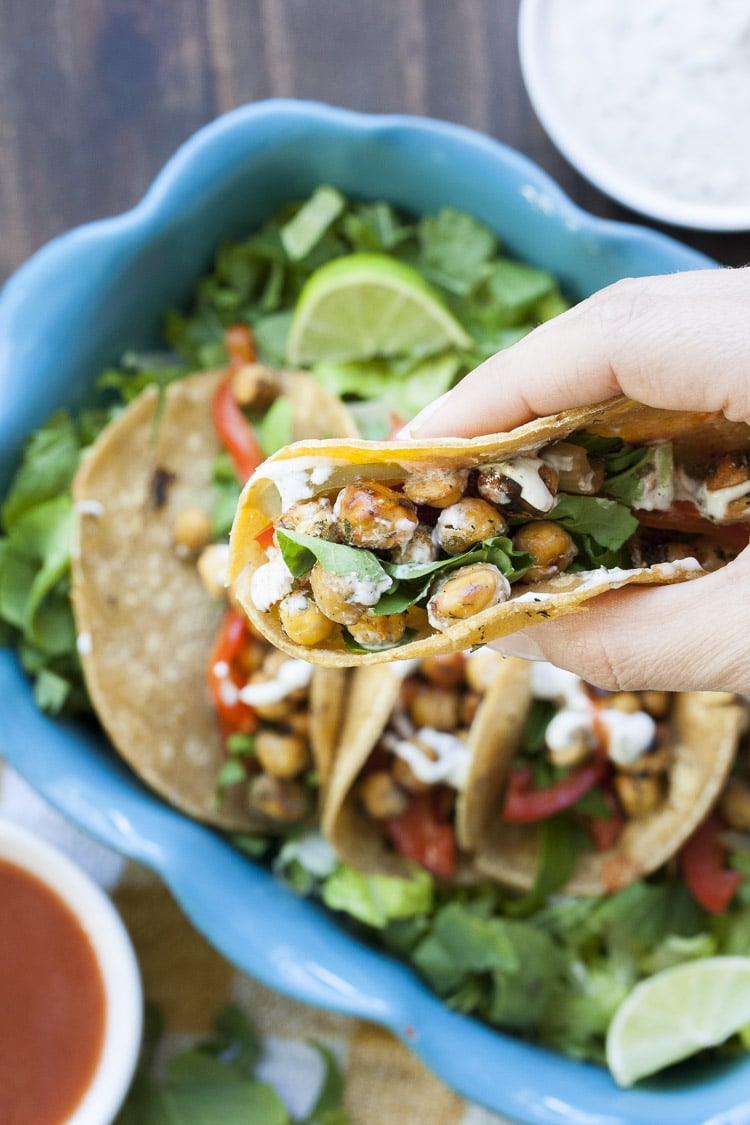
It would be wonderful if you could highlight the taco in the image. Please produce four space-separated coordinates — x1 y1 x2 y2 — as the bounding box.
321 649 531 880
227 395 750 666
469 661 743 895
71 344 356 832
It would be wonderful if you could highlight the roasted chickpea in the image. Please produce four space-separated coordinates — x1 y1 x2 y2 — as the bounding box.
427 563 511 632
539 442 606 495
255 729 310 779
357 771 409 819
513 521 578 581
248 775 308 822
606 692 642 714
403 468 469 508
196 543 230 599
173 505 213 553
347 611 407 650
613 772 663 818
464 648 503 693
693 536 739 572
279 590 335 646
434 497 507 555
615 741 671 776
390 523 438 565
391 755 432 794
309 563 370 625
420 653 467 689
719 778 750 830
230 362 282 410
640 691 672 718
278 497 339 541
334 479 418 549
705 452 750 492
477 457 558 515
460 690 481 726
408 685 460 731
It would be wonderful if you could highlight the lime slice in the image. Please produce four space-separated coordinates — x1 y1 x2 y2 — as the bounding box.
286 252 471 365
606 956 750 1087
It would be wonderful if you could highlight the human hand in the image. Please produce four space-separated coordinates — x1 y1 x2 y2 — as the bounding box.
404 268 750 693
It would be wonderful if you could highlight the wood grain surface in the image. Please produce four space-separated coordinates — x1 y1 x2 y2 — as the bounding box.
2 0 749 284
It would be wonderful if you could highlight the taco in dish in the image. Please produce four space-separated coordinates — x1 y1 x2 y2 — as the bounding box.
321 649 530 880
71 327 356 832
470 661 743 895
228 395 750 666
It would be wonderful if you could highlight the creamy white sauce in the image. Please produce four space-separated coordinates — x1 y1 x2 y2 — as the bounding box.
277 831 338 878
76 632 93 656
249 547 294 611
239 658 312 706
75 499 105 517
486 456 555 512
599 708 657 767
343 572 394 606
545 708 597 763
531 661 589 710
543 0 750 209
632 445 675 512
254 457 338 509
383 727 471 790
677 469 750 522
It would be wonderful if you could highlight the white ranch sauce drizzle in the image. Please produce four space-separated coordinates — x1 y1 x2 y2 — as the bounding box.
238 658 313 706
544 0 750 208
253 457 338 509
383 728 472 790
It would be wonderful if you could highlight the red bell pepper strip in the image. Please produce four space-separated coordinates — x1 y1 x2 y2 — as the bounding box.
213 324 266 485
501 759 607 823
206 608 258 737
680 813 743 914
586 789 625 852
386 792 456 879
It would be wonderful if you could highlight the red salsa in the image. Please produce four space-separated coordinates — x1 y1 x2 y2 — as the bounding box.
0 857 107 1125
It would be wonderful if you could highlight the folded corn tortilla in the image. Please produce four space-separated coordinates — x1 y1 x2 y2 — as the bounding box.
321 654 531 879
228 396 750 666
71 369 355 830
473 677 743 895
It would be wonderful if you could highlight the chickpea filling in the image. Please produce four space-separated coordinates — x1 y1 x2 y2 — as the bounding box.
498 664 678 848
257 435 750 649
211 626 318 824
354 651 503 877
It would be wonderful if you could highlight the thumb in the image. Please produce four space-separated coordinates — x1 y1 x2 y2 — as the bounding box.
493 551 750 693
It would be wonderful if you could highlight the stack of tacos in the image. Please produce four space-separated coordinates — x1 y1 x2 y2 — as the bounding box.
227 396 750 665
71 334 357 833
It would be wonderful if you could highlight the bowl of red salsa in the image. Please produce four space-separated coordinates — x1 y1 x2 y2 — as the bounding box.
0 819 142 1125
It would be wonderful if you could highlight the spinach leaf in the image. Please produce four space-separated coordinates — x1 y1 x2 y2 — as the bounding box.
550 494 639 553
275 528 393 587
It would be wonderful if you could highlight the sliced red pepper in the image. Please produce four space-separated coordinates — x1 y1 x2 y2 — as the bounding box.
213 325 266 485
501 759 607 823
586 789 625 852
637 502 750 553
206 608 258 736
680 813 743 914
255 524 276 551
386 792 456 879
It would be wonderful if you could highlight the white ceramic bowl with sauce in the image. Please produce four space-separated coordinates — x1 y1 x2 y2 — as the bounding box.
0 818 143 1125
519 0 750 231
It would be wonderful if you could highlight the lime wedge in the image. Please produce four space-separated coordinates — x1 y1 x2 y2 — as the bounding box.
286 253 471 365
606 956 750 1087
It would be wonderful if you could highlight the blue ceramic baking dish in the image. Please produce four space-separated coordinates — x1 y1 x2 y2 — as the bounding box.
3 100 743 1125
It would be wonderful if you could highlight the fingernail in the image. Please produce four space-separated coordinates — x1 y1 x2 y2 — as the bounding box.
490 633 546 662
397 391 453 438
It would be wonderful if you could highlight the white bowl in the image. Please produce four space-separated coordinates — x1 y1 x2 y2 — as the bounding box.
519 0 750 231
0 819 143 1125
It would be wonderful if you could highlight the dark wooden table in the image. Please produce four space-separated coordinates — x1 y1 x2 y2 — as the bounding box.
2 0 749 285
